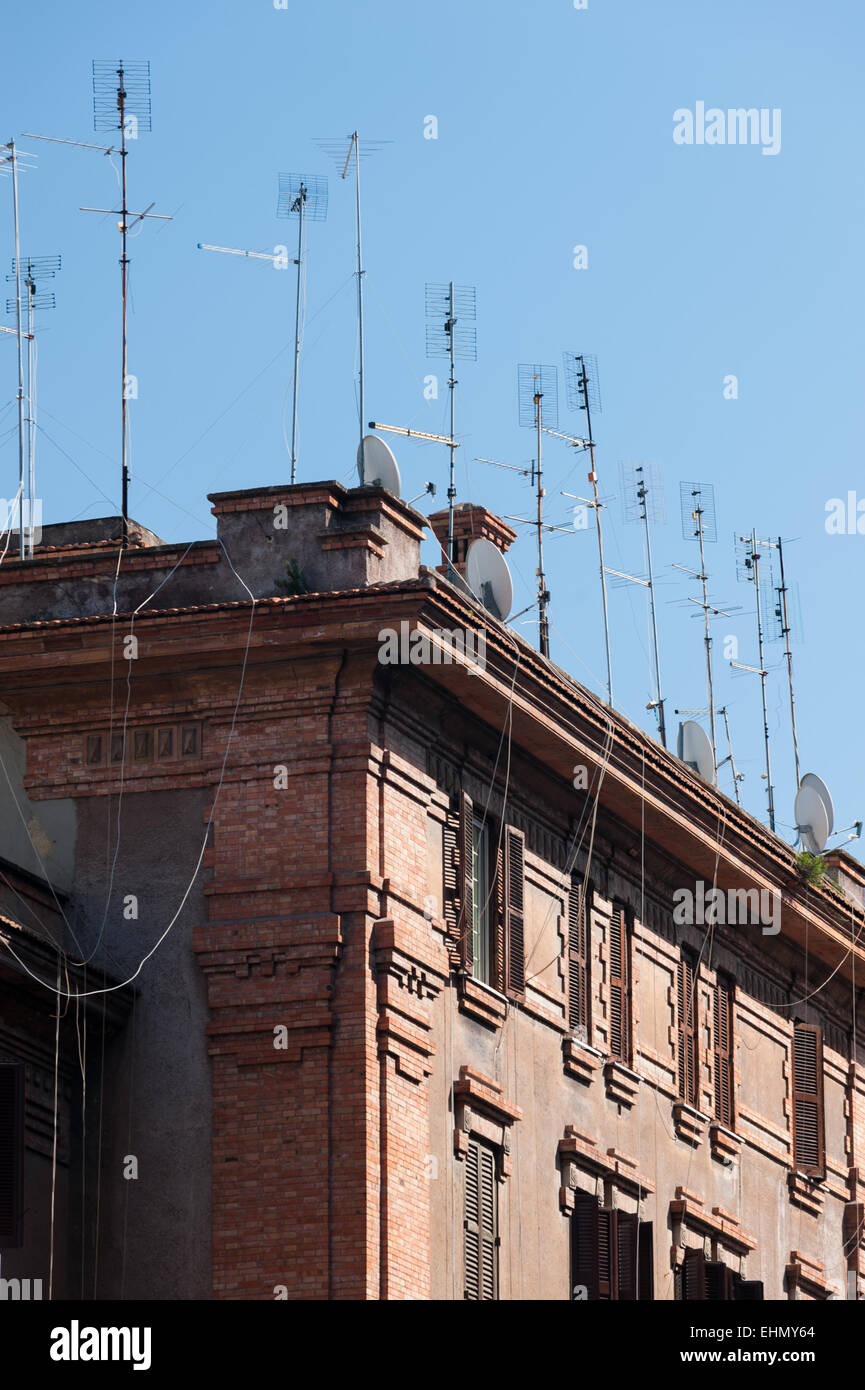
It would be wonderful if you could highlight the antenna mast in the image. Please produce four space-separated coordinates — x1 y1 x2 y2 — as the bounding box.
735 530 776 831
277 174 328 484
678 482 721 780
774 536 801 789
518 364 560 658
618 462 667 746
425 281 476 576
6 255 61 557
562 352 612 703
1 140 30 560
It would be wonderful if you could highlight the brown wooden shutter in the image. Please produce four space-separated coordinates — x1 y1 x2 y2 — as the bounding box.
792 1023 825 1175
637 1221 654 1301
567 878 590 1039
713 977 734 1128
681 1247 706 1300
0 1063 25 1248
570 1190 600 1300
616 1210 638 1300
459 791 474 973
597 1208 616 1299
504 826 525 999
705 1261 734 1300
677 954 698 1105
464 1136 498 1300
734 1277 764 1300
608 905 630 1063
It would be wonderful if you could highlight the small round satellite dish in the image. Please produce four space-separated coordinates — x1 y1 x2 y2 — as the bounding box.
795 783 830 854
799 772 834 838
677 720 715 784
465 538 513 622
357 434 401 496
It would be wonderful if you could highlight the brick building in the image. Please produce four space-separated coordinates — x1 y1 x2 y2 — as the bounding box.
0 478 864 1301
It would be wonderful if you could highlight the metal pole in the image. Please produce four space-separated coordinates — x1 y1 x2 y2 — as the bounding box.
119 69 129 544
535 390 550 658
26 274 35 558
695 503 717 780
446 281 457 574
582 361 612 703
752 531 775 830
353 133 365 477
290 185 305 484
10 141 26 561
776 536 800 789
719 706 742 806
639 470 666 747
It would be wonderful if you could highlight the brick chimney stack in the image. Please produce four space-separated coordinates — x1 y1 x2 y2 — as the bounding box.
427 502 517 577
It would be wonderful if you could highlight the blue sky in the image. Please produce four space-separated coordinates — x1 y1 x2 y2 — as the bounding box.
2 0 863 858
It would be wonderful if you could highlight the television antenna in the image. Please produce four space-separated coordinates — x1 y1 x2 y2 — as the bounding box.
619 462 667 745
25 60 172 543
761 536 802 790
676 481 721 781
562 352 612 704
277 174 328 482
6 255 61 557
425 282 476 574
315 133 390 477
515 363 560 658
0 139 36 560
733 530 776 831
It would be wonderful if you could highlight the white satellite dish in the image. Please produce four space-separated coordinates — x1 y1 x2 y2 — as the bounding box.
799 772 834 839
795 783 830 854
358 434 401 496
677 720 715 784
465 538 513 622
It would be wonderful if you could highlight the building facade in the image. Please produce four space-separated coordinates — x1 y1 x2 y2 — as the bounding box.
0 480 863 1300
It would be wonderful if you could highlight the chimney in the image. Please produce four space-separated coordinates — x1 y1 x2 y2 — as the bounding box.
427 502 517 577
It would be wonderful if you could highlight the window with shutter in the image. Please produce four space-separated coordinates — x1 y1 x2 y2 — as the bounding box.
678 1248 760 1301
504 826 526 1000
568 878 591 1040
571 1196 653 1301
471 816 492 984
681 1247 706 1300
713 976 734 1128
677 953 698 1105
792 1023 825 1176
463 1136 498 1300
458 791 474 973
607 905 630 1063
0 1063 25 1248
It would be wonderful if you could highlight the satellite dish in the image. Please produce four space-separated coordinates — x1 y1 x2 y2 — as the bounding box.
677 720 715 784
465 538 513 622
357 435 401 496
799 773 834 838
795 783 830 854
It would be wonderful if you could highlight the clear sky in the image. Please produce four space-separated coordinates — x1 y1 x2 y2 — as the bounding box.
2 0 863 860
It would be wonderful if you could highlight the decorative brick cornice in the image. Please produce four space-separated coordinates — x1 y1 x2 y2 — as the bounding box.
787 1171 826 1217
670 1188 757 1255
672 1102 708 1148
604 1058 640 1108
456 973 508 1030
562 1036 603 1085
557 1126 654 1212
453 1066 521 1180
785 1251 838 1300
372 917 448 1083
710 1122 743 1166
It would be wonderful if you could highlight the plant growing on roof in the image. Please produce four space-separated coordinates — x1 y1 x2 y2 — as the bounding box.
276 557 311 596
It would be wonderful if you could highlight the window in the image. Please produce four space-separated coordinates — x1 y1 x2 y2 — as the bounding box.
792 1023 825 1176
0 1064 24 1248
503 826 525 999
677 1248 763 1301
471 816 492 984
464 1137 498 1300
567 878 591 1041
677 952 698 1106
608 905 631 1063
571 1191 653 1300
713 976 734 1128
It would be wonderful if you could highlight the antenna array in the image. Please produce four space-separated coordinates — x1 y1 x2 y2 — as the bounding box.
425 281 476 574
277 172 328 483
5 254 61 556
733 530 776 830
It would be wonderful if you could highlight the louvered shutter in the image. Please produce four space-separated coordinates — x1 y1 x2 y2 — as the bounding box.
734 1277 764 1300
677 955 698 1105
0 1063 24 1247
568 878 590 1039
637 1221 654 1301
681 1247 706 1300
597 1208 616 1300
608 906 630 1063
464 1137 497 1300
714 978 734 1128
504 826 526 999
617 1210 638 1300
459 792 474 972
792 1024 825 1175
570 1191 600 1300
705 1261 734 1300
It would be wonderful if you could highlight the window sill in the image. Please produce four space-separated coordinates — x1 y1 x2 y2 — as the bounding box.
672 1102 709 1148
787 1170 826 1217
604 1059 640 1108
562 1036 603 1086
456 972 507 1030
710 1122 742 1166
